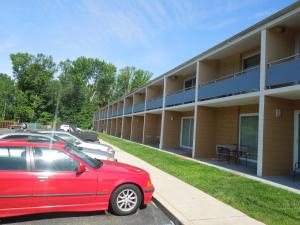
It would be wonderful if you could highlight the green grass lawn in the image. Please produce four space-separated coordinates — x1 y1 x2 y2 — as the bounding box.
101 133 300 225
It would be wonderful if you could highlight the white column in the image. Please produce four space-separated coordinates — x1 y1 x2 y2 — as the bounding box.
159 77 167 149
257 29 267 176
192 61 200 158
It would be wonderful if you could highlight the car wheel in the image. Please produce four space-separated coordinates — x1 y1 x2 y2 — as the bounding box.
110 184 142 216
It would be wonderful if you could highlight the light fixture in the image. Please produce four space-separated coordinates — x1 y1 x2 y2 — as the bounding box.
171 116 174 121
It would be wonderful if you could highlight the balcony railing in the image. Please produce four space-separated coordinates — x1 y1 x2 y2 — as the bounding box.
124 107 133 115
165 87 195 107
266 54 300 88
117 109 123 116
112 111 118 117
146 97 163 110
107 112 112 118
198 67 260 101
133 103 145 113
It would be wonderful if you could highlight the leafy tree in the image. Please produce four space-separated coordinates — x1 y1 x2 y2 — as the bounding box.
0 73 15 120
115 66 152 99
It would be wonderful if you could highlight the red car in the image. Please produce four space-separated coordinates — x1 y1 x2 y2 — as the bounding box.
0 139 154 218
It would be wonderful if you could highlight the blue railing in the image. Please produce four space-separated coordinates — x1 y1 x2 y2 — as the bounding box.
107 112 112 118
266 55 300 88
112 111 118 117
117 109 123 116
146 97 163 110
165 87 195 107
198 67 260 101
133 103 145 113
124 107 133 115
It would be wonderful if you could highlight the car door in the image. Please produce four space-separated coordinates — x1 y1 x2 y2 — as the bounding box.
31 146 98 207
0 146 32 210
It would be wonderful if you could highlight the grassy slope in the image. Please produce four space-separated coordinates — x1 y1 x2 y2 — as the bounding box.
101 133 300 225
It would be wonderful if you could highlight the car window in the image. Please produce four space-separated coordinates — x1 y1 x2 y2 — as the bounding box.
0 147 27 171
3 135 27 140
28 136 53 142
33 147 78 172
57 134 78 144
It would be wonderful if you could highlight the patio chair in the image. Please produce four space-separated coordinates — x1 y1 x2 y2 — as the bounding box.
238 145 249 167
216 145 233 162
293 162 300 181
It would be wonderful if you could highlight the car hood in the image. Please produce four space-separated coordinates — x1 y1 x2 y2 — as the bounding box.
99 160 147 175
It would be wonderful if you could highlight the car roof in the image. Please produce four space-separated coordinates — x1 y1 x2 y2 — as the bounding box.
0 139 66 149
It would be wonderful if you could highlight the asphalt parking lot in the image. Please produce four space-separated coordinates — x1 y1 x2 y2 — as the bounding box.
0 202 174 225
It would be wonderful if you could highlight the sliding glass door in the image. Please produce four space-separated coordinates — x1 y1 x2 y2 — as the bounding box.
181 117 194 148
239 114 259 161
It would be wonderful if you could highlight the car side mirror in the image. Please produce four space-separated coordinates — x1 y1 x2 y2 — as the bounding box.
77 164 86 175
75 141 81 145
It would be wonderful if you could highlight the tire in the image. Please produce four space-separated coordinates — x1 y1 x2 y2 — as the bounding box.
109 184 142 216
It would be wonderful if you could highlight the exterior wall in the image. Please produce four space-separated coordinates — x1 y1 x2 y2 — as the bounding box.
266 28 296 63
199 47 260 84
111 118 116 136
131 116 144 143
122 117 132 139
195 105 259 159
116 118 122 137
134 93 145 105
146 86 163 100
107 119 112 134
144 114 162 145
263 96 294 176
162 110 194 149
195 106 216 158
166 74 195 95
125 97 133 108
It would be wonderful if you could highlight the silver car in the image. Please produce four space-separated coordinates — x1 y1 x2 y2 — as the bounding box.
0 132 116 161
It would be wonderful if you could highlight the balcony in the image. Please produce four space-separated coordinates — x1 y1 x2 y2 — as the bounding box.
133 103 145 113
165 87 195 107
107 112 112 118
146 97 163 110
199 67 260 101
112 111 118 117
117 109 123 116
266 55 300 88
124 107 133 115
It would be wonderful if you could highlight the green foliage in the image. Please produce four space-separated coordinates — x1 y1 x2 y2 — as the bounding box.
101 134 300 225
2 53 151 127
114 66 152 99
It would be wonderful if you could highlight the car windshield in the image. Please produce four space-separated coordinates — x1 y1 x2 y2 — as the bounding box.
64 144 102 169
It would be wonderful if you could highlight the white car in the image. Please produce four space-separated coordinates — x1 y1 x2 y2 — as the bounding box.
0 132 116 161
38 131 115 156
60 124 72 132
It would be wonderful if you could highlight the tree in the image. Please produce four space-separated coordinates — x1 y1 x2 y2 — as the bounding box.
58 57 116 128
115 66 152 99
0 73 15 120
10 53 57 122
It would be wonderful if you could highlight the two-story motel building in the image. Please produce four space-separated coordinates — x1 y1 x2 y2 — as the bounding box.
94 2 300 177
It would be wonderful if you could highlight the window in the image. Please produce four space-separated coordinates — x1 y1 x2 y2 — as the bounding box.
28 136 52 142
296 36 300 56
0 147 27 171
57 134 79 145
3 135 26 140
33 147 78 172
184 77 196 90
242 54 260 70
180 117 194 148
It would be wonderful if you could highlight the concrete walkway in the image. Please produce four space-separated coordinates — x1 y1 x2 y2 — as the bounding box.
103 141 264 225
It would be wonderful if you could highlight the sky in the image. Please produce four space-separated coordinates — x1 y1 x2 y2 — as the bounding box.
0 0 297 79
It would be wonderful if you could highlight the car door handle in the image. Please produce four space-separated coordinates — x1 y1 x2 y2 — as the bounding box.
37 176 48 180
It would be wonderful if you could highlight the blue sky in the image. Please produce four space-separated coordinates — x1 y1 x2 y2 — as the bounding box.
0 0 296 78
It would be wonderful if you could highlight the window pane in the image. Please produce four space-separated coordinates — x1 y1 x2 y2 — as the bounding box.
189 119 194 147
243 54 260 70
33 147 78 172
240 116 258 160
0 147 27 171
184 79 193 89
181 119 190 147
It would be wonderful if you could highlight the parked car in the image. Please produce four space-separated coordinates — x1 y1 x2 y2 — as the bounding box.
8 123 27 130
0 139 154 218
60 124 72 132
0 132 116 161
38 131 115 156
